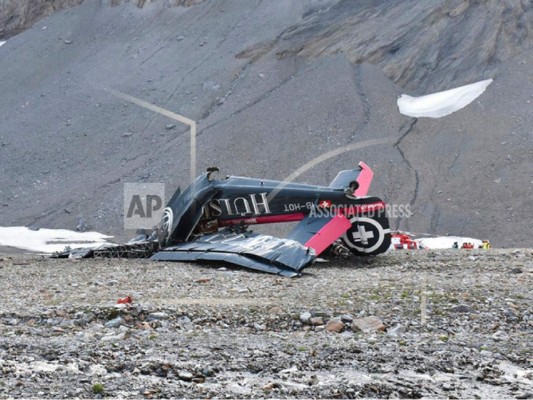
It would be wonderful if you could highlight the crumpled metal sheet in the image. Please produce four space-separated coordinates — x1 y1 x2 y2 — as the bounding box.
52 242 159 259
151 230 316 277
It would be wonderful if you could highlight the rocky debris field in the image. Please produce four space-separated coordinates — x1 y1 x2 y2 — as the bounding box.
0 249 532 398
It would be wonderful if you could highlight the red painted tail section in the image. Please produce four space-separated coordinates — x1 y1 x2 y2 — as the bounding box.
304 213 352 256
354 161 374 197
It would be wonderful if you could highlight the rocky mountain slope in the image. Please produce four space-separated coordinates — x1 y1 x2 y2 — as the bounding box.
0 0 83 39
0 0 531 246
272 0 533 92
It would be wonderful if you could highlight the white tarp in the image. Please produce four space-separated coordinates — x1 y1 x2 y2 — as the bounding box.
0 226 112 253
416 236 482 249
398 79 493 118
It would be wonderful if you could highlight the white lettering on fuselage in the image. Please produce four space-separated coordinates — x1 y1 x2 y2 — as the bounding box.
209 192 271 217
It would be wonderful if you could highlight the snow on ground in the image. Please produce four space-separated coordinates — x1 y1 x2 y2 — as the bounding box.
0 227 113 254
0 41 5 48
416 236 482 249
398 79 493 118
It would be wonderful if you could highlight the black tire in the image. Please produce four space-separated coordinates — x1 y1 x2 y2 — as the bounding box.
341 210 391 256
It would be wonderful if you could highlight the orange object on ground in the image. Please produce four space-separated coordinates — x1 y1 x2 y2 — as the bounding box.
117 295 133 304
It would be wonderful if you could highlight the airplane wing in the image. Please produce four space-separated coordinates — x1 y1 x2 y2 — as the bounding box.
54 230 315 276
151 230 316 277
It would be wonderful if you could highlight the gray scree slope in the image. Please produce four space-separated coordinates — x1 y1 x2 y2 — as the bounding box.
0 0 531 247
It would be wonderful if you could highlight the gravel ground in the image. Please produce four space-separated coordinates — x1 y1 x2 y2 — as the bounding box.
0 249 532 398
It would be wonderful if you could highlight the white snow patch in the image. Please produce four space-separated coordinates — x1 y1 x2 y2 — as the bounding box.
0 226 113 253
89 364 109 376
398 79 493 118
14 361 82 374
498 361 533 385
417 236 482 249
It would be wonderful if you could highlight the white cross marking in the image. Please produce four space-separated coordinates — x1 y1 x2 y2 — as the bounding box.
351 225 375 245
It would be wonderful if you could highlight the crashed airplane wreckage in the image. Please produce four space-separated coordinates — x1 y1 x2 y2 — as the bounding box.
56 162 391 276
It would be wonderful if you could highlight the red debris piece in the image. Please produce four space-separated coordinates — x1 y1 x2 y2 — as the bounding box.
117 295 133 304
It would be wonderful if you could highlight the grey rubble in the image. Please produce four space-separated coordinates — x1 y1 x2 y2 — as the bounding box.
0 249 532 398
0 0 531 247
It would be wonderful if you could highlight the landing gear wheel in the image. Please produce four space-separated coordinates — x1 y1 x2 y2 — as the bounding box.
157 207 173 246
341 214 391 256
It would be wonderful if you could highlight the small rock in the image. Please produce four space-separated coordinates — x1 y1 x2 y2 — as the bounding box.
253 323 265 331
480 350 493 357
258 73 265 79
309 316 325 326
280 366 298 375
178 371 193 381
351 316 385 333
100 332 126 342
262 382 281 390
309 308 328 318
165 124 176 130
299 311 311 324
450 304 474 313
105 317 123 329
504 309 518 322
510 268 523 274
122 132 133 137
492 330 509 341
148 312 169 321
387 324 405 336
81 313 95 325
137 322 152 330
176 35 185 41
325 319 344 333
340 314 353 324
64 40 72 44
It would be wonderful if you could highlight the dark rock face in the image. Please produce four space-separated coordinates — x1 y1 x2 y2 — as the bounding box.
0 0 531 247
0 0 84 39
0 0 205 39
270 0 533 92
